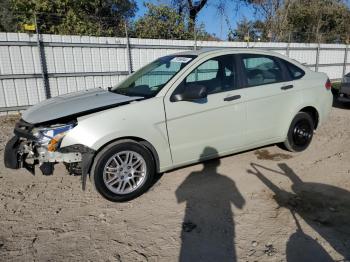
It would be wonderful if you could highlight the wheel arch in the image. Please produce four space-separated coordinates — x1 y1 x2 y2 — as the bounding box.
91 137 161 174
281 105 320 142
299 106 319 129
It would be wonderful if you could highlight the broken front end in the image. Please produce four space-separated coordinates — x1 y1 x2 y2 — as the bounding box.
4 119 95 189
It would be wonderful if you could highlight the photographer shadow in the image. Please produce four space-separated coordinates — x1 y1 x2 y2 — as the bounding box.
248 163 350 261
176 147 245 262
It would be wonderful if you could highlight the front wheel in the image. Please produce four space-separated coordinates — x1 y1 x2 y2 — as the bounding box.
91 140 155 202
284 112 314 152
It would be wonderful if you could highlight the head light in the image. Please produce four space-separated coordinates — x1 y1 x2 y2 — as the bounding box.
34 124 74 151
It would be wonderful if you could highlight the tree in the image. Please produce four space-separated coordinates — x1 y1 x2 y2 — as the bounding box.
8 0 137 36
236 0 350 43
133 3 216 40
228 18 264 41
237 0 287 41
0 0 16 32
187 0 208 32
243 0 284 21
133 3 191 39
278 0 350 43
172 0 208 32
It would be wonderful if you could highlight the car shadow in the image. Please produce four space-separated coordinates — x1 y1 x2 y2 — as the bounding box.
175 147 245 262
248 163 350 261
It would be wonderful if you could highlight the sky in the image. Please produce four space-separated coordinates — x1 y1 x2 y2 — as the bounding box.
134 0 255 40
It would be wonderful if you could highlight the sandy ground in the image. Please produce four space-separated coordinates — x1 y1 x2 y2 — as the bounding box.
0 100 349 262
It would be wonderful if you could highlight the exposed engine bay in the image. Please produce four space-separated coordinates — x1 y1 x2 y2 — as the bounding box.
4 119 95 189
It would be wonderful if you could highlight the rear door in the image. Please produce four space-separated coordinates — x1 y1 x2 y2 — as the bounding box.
237 54 301 145
164 54 247 165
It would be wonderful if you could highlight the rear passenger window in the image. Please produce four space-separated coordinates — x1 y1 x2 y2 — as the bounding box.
241 55 283 87
285 61 305 79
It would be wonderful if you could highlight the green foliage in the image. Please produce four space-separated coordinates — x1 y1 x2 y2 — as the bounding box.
228 18 264 41
0 0 16 31
2 0 349 43
280 0 350 43
1 0 215 40
238 0 350 43
133 3 191 39
132 3 216 40
332 81 342 90
9 0 137 36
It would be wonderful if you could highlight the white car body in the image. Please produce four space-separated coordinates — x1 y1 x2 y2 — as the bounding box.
61 49 332 172
5 48 333 201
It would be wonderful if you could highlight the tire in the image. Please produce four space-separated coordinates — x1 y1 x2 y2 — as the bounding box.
284 112 314 152
91 140 155 202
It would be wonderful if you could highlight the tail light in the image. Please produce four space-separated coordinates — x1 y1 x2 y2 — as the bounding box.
325 79 332 90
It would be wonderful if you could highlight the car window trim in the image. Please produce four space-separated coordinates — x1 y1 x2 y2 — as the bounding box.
170 54 242 102
283 60 306 80
113 54 197 98
238 53 292 88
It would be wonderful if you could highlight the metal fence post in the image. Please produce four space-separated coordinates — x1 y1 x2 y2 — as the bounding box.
193 26 197 51
286 32 291 57
343 44 349 77
124 21 132 74
315 42 320 72
34 15 51 99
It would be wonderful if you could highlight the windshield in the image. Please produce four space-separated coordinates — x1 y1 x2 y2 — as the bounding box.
111 55 196 98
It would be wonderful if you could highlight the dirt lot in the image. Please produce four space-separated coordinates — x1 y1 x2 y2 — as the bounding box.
0 101 349 262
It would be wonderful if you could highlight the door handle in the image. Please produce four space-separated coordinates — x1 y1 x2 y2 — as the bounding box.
224 95 241 101
281 85 294 90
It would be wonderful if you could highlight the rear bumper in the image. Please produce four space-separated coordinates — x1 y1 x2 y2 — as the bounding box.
341 82 350 87
340 83 350 95
338 94 350 103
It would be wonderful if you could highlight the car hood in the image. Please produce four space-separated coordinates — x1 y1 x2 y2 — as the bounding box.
22 88 143 124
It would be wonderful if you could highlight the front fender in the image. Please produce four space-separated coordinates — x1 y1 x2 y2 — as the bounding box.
61 98 172 172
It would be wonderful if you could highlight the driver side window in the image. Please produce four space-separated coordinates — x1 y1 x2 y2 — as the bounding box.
186 60 219 84
173 55 237 98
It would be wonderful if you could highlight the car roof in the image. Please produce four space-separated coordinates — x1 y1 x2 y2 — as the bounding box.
175 48 308 70
175 48 281 57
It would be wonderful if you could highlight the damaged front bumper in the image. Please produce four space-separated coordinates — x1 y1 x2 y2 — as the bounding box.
4 119 95 190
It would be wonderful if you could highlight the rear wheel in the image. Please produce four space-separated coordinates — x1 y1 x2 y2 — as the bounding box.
91 140 155 202
284 112 314 152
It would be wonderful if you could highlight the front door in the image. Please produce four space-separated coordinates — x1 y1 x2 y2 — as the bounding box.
164 55 246 166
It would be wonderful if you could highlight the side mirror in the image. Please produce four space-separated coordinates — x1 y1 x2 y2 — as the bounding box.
173 84 208 102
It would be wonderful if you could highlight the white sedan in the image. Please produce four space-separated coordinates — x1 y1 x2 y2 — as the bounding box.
5 49 333 202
